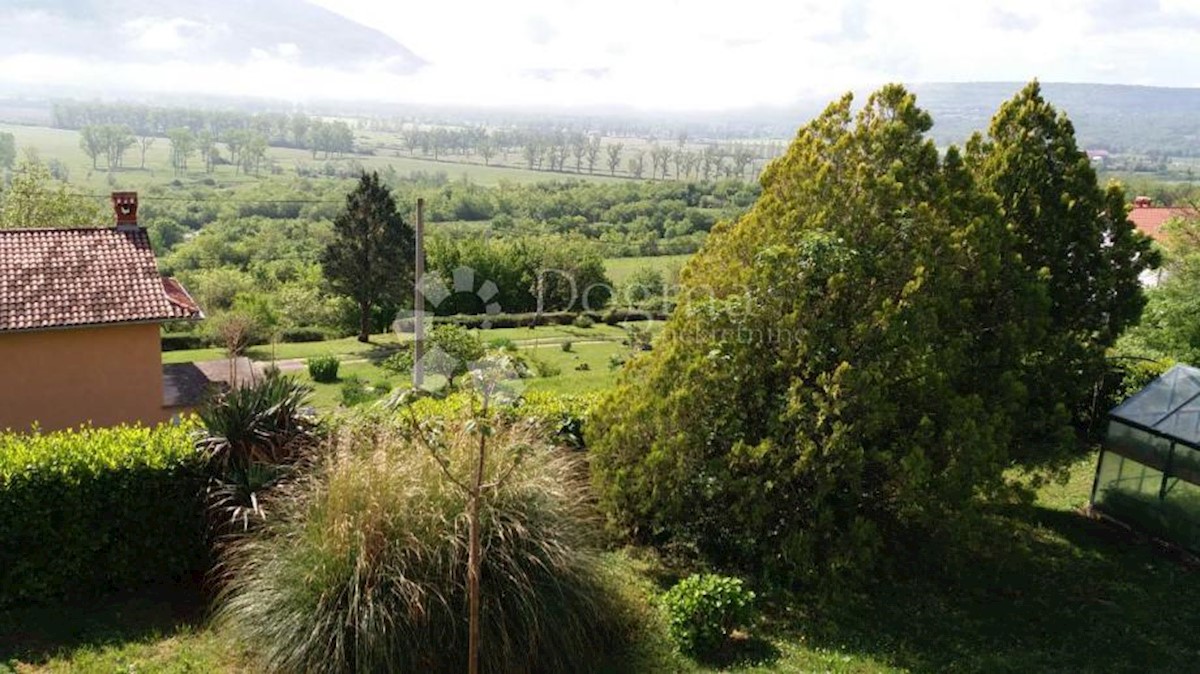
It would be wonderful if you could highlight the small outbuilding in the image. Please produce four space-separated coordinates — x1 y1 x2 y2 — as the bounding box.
1092 364 1200 552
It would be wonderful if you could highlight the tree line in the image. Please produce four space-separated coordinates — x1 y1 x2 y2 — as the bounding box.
53 102 356 170
394 126 780 181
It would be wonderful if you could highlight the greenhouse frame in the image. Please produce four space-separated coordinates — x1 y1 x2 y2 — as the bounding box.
1092 364 1200 552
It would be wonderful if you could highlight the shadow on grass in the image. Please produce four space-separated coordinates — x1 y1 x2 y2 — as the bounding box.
361 342 407 365
800 505 1200 673
701 634 783 669
0 578 208 666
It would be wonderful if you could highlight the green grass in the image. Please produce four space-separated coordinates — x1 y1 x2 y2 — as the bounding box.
604 254 691 286
6 456 1200 672
0 580 245 673
0 123 624 192
521 341 627 395
161 326 630 366
162 332 402 365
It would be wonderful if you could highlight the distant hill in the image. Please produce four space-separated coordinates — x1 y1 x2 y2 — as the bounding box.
0 0 423 74
909 82 1200 156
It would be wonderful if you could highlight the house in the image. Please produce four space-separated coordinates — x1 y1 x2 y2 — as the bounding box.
0 192 204 432
1128 196 1196 242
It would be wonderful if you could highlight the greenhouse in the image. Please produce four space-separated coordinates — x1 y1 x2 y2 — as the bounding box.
1092 364 1200 552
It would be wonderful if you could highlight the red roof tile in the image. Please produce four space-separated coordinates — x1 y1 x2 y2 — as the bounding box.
0 227 203 332
1128 207 1197 241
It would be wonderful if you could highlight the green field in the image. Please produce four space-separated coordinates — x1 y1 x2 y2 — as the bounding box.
604 254 691 286
0 123 624 192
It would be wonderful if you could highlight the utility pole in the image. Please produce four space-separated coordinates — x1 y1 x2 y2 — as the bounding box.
413 197 425 388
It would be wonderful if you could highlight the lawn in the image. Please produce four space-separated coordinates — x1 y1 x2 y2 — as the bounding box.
161 325 633 366
604 254 691 286
7 455 1198 672
292 340 632 407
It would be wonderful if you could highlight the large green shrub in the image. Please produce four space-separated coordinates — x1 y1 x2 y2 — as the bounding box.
661 574 756 658
216 413 642 673
0 422 206 607
590 86 1041 586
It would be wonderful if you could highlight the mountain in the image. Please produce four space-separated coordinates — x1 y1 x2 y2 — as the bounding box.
0 0 423 74
910 82 1200 155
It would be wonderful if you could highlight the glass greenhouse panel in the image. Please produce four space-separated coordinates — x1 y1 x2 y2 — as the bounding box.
1096 364 1200 553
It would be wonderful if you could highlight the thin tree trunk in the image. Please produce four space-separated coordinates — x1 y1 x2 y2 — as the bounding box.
358 300 371 343
468 424 487 674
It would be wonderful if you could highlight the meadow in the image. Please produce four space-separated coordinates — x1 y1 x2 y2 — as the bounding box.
0 123 623 193
604 253 691 286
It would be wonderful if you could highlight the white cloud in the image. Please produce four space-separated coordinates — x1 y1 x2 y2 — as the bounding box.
1 0 1198 110
122 17 226 54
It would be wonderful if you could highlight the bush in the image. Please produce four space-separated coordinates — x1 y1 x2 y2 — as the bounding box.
216 414 643 673
340 376 390 407
488 336 517 351
661 574 756 658
562 340 574 352
162 332 207 351
279 327 328 343
0 422 207 607
428 324 486 369
197 375 319 536
381 347 414 375
573 314 595 329
307 355 340 383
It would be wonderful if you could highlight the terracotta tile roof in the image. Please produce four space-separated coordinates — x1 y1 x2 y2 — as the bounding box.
1128 207 1197 241
0 227 203 332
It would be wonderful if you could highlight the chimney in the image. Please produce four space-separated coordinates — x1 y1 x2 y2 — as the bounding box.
112 191 139 230
1134 196 1153 208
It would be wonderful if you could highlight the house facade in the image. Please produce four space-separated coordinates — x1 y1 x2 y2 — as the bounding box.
0 192 203 432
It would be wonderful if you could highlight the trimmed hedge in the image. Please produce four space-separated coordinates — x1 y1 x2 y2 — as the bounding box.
280 327 330 343
162 332 207 351
0 421 208 607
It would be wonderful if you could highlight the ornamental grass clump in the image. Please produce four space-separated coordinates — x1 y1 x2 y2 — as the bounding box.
215 410 641 673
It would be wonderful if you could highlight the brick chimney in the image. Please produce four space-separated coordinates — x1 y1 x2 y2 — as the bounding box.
112 192 139 230
1134 196 1153 208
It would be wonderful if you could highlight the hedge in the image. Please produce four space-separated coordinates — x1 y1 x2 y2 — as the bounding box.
280 327 330 343
162 332 207 351
402 391 600 449
394 308 669 331
0 421 208 607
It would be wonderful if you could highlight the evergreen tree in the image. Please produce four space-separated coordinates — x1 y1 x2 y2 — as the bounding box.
321 171 415 342
966 81 1159 462
590 86 1033 585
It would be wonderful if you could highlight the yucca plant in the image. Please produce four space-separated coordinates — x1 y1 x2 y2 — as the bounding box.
215 410 644 673
197 374 319 536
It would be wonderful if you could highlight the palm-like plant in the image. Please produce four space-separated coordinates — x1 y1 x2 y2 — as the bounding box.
197 374 319 536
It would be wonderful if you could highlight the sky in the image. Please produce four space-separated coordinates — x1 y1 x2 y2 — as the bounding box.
312 0 1200 109
2 0 1200 110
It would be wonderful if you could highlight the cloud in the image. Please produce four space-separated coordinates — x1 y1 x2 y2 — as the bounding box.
525 15 558 45
0 0 1198 111
123 17 226 53
990 8 1039 31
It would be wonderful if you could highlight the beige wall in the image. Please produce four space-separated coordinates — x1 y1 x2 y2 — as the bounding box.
0 322 169 432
